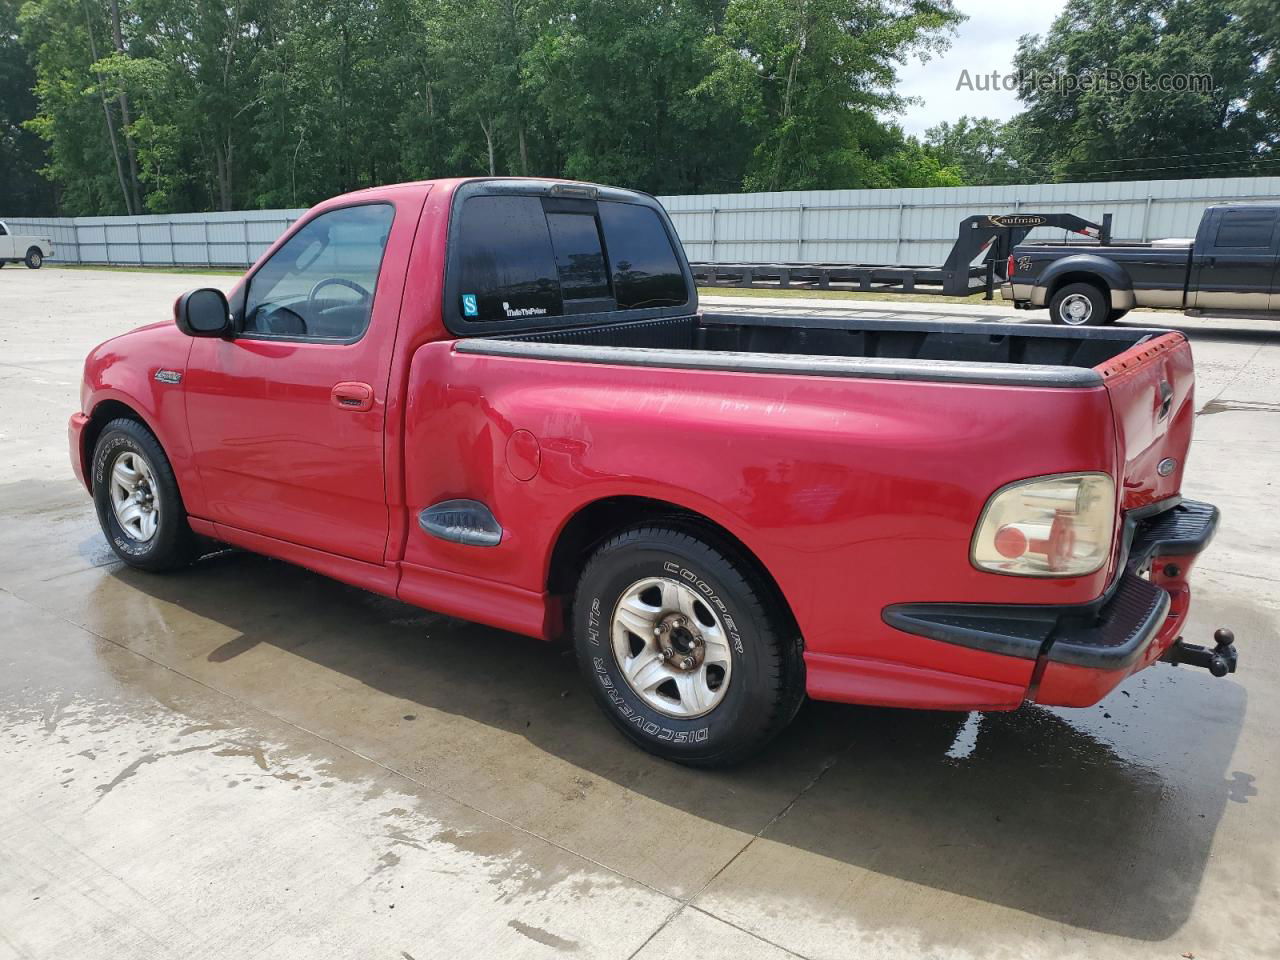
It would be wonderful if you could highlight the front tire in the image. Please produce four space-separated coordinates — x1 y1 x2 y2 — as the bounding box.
92 418 199 571
1050 282 1110 326
24 248 43 269
572 525 803 767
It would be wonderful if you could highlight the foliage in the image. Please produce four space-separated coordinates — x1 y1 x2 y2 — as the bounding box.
7 0 966 213
1010 0 1273 182
703 0 962 191
922 116 1024 186
0 0 52 213
3 0 1277 216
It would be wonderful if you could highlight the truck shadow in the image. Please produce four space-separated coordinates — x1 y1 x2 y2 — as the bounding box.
108 549 1248 942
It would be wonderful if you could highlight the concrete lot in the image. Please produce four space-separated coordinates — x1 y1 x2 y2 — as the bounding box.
1 267 1278 959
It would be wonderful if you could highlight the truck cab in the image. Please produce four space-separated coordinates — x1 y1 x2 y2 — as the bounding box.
1186 203 1280 315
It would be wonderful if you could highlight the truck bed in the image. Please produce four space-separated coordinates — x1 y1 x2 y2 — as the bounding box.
456 312 1176 388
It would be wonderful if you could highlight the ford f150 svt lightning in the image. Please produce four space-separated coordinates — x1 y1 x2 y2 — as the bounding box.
1004 202 1280 326
69 178 1235 765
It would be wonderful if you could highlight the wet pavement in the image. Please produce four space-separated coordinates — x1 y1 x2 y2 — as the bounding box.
1 268 1277 959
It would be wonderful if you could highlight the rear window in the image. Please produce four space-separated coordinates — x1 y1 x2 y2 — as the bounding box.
455 196 560 323
598 202 688 309
1213 209 1278 249
546 211 611 310
453 194 687 324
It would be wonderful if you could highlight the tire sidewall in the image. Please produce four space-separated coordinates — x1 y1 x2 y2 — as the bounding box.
575 532 777 762
25 249 42 269
92 424 182 566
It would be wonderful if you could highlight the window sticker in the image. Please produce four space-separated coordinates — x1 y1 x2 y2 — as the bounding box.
461 293 479 317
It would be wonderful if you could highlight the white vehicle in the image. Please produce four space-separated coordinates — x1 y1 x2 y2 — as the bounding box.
0 221 54 269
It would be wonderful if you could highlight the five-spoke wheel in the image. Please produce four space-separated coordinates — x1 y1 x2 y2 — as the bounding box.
108 450 162 542
574 524 804 766
611 576 733 719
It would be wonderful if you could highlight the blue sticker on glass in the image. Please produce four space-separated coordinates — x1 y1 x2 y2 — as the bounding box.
461 293 479 317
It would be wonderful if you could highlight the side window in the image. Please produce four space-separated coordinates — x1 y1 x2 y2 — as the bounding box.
1213 209 1278 250
456 196 561 323
599 202 688 309
546 211 612 312
0 223 8 236
243 203 395 340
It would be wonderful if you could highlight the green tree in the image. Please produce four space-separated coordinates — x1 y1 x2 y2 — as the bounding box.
0 0 54 214
1235 0 1280 162
525 0 752 193
702 0 963 191
923 115 1025 185
1011 0 1267 182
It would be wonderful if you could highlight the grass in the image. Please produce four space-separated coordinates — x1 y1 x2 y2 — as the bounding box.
699 285 1003 306
51 263 246 277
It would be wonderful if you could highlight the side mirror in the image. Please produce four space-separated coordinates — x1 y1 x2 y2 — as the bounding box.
174 288 232 337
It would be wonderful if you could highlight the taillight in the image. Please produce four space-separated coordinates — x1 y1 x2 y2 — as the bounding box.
972 473 1115 577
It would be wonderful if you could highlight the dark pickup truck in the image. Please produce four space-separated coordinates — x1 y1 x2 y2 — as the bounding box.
1004 202 1280 325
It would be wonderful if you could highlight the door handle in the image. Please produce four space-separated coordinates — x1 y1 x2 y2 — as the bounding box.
331 381 374 412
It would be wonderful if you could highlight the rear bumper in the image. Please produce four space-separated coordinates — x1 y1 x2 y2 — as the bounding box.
69 412 90 490
883 499 1220 707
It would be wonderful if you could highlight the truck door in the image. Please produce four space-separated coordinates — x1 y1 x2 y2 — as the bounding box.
0 222 12 259
183 199 416 564
1189 206 1280 312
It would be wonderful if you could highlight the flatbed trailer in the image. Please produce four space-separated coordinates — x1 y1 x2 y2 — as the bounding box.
691 213 1113 299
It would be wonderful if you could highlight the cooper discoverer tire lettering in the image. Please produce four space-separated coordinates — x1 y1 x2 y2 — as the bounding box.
572 524 803 766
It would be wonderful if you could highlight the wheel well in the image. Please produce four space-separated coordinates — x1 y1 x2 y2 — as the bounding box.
547 495 799 637
1046 271 1109 304
82 400 150 490
26 245 42 255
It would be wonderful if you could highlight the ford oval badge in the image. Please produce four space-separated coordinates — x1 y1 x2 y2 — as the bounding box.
1157 458 1177 477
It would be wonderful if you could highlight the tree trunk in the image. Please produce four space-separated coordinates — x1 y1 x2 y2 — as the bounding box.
214 139 233 210
108 0 143 213
80 0 132 213
480 117 496 175
771 12 808 192
518 125 529 176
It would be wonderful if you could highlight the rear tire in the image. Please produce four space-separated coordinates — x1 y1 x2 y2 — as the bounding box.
24 248 43 269
572 524 803 767
91 418 199 572
1050 282 1110 326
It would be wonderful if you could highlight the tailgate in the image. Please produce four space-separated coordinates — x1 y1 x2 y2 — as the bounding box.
1096 332 1195 511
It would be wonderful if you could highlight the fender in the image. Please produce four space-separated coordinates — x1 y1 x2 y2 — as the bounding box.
80 324 204 514
1033 254 1136 309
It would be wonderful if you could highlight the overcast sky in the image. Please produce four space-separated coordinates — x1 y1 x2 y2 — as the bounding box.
896 0 1070 138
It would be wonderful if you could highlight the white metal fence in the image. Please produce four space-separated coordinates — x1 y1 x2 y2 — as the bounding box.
8 176 1280 269
5 209 306 267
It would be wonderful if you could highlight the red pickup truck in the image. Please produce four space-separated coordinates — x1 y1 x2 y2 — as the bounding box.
69 177 1235 766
